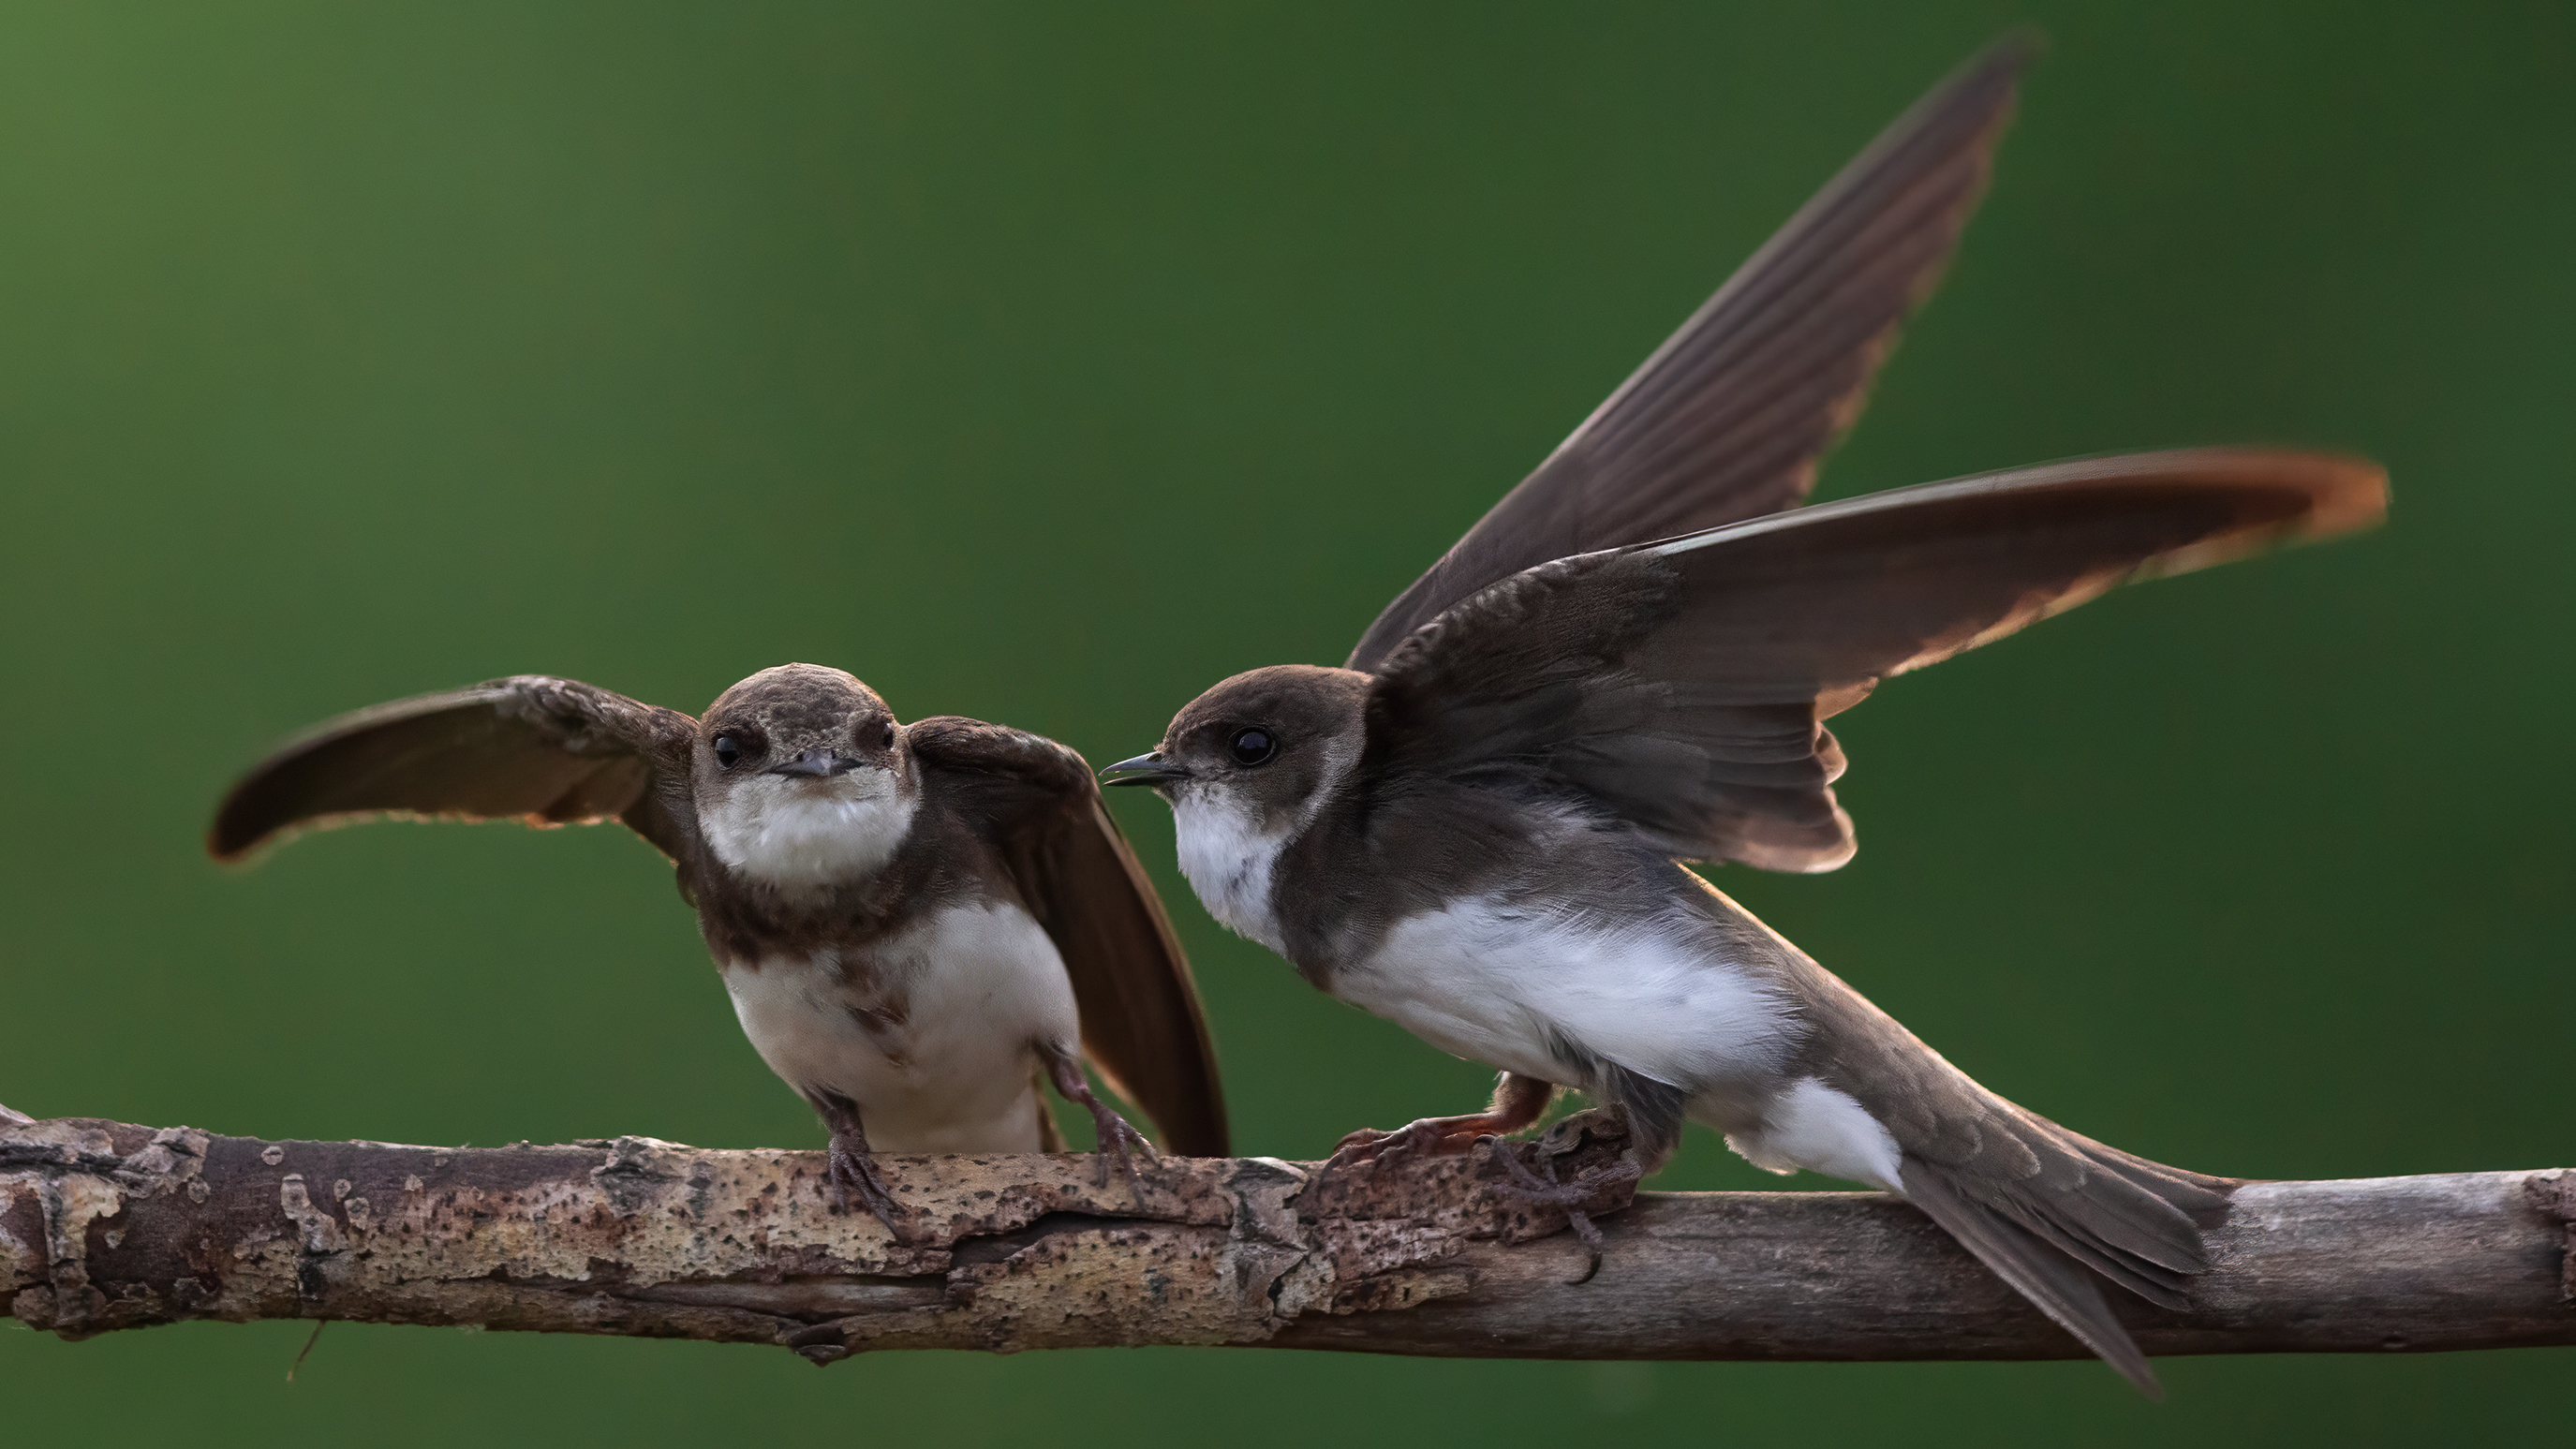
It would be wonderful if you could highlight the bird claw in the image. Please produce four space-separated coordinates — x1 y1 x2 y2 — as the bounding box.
1036 1042 1159 1200
1088 1106 1159 1193
1325 1120 1430 1170
1313 1113 1516 1199
1478 1136 1639 1284
827 1131 910 1244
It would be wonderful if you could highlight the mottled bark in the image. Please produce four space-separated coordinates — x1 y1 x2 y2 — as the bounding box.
3 1105 2569 1366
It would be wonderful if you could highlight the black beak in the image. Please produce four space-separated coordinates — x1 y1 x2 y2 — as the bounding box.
767 747 860 778
1101 752 1191 788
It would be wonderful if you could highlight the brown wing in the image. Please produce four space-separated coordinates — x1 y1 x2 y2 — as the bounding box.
1348 36 2036 672
907 717 1229 1157
1366 449 2387 871
210 675 700 865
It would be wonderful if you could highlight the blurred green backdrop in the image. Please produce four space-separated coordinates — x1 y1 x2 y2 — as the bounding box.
3 0 2569 1440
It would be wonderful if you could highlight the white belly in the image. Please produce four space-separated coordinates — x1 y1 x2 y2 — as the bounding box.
719 901 1080 1154
1348 892 1904 1193
1338 894 1795 1095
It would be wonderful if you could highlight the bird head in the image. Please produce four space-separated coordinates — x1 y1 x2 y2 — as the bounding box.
1104 663 1370 835
695 663 916 891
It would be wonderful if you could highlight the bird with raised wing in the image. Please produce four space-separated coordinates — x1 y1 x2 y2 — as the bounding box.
214 663 1228 1234
1104 39 2384 1394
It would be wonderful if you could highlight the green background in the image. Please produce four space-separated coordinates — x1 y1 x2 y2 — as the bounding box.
4 0 2569 1440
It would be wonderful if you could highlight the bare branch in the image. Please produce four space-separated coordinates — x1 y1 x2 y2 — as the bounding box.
4 1111 2568 1366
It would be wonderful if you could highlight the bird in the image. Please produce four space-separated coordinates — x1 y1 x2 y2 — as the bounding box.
210 662 1229 1235
1102 38 2385 1394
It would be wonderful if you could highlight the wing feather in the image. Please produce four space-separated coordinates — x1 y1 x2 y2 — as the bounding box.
908 718 1230 1157
1348 37 2036 672
1365 449 2387 871
209 676 700 864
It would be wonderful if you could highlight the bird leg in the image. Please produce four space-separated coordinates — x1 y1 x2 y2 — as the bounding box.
1039 1042 1157 1191
1315 1072 1556 1190
807 1089 910 1242
1478 1134 1644 1285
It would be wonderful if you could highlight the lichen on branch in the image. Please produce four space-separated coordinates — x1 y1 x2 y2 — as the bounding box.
4 1109 2569 1367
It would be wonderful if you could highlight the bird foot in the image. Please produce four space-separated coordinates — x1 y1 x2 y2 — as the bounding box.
1478 1136 1643 1284
1083 1099 1159 1193
826 1130 911 1243
1313 1110 1529 1199
1040 1042 1158 1195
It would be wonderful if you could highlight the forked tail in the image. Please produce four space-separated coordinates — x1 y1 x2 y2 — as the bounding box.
1899 1104 2235 1397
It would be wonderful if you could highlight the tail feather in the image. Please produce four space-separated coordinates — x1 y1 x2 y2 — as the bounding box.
1988 1141 2206 1296
2003 1171 2198 1277
1990 1190 2195 1310
1896 1112 2238 1393
1759 902 2241 1393
2068 1131 2235 1228
1901 1161 2165 1397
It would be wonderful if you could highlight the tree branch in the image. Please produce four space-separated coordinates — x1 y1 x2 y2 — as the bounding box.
4 1106 2568 1366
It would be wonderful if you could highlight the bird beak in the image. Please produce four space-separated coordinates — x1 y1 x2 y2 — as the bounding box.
767 747 860 777
1101 752 1191 788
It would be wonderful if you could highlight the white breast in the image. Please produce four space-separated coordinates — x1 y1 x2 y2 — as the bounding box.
1340 893 1795 1096
719 901 1080 1154
702 768 919 891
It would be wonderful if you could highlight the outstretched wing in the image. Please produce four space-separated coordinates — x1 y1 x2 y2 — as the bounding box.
1349 37 2036 673
907 717 1229 1157
210 676 701 865
1364 450 2387 871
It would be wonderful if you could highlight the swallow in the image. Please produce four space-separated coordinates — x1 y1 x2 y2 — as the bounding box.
213 663 1228 1234
1104 38 2384 1393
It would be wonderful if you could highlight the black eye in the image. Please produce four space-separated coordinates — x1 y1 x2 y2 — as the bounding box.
712 734 741 768
880 721 896 750
1227 727 1277 766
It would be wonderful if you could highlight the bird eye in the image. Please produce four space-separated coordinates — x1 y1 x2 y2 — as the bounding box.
712 734 741 768
1227 727 1278 766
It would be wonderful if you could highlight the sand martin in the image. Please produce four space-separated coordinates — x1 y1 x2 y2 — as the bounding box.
214 663 1228 1233
1105 40 2384 1392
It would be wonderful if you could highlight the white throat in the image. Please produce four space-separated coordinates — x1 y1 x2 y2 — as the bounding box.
1171 784 1294 954
1169 738 1355 958
703 766 919 891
